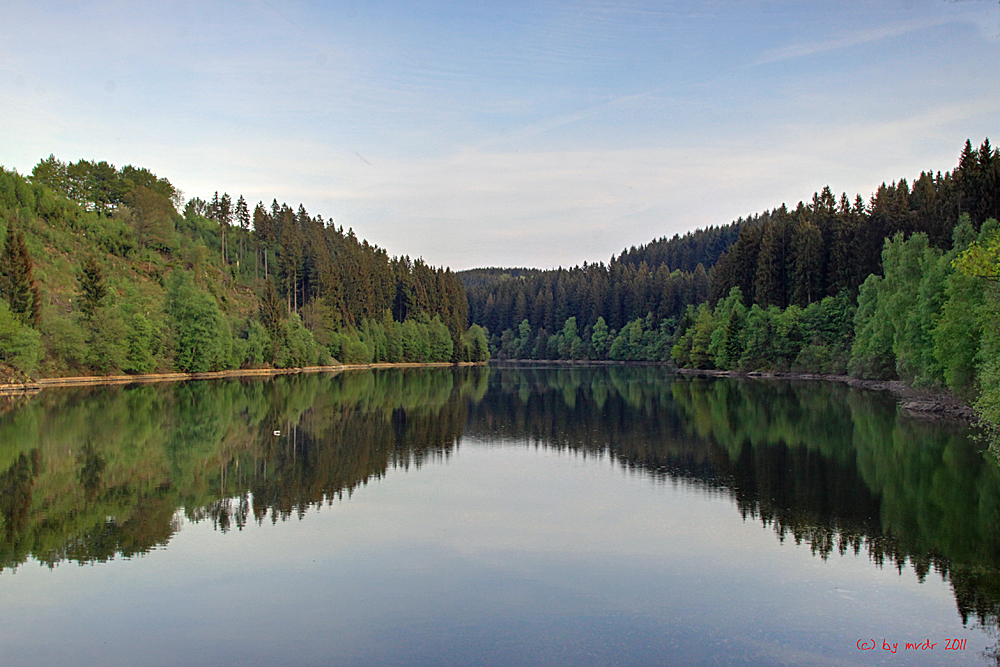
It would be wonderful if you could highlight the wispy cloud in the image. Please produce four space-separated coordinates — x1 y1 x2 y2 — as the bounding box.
3 0 999 270
750 16 958 67
470 92 655 153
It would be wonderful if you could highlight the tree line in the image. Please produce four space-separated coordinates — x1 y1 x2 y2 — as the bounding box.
470 140 998 351
711 139 999 308
0 156 488 381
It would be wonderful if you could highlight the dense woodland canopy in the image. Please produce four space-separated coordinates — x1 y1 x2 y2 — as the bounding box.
0 155 488 381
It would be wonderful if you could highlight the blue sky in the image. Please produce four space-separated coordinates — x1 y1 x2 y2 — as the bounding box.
2 1 998 269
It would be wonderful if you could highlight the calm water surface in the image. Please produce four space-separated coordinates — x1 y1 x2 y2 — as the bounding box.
0 365 998 666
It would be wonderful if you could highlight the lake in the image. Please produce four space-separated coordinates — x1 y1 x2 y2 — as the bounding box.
0 364 998 666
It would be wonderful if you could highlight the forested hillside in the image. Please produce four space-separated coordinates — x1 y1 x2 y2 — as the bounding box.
466 139 1000 443
469 139 997 357
616 221 742 273
461 223 741 339
0 156 489 382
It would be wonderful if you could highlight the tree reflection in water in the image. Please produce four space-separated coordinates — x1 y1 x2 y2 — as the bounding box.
1 364 998 659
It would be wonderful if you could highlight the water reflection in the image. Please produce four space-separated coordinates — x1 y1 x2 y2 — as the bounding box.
472 367 1000 632
1 364 999 654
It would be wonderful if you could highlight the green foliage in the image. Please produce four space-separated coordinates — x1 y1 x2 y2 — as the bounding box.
849 275 895 379
548 316 583 360
401 319 430 362
976 292 1000 403
849 232 958 385
933 221 990 400
461 324 490 362
167 270 231 372
0 226 41 327
127 186 177 252
40 310 87 370
85 306 128 373
516 319 531 357
591 316 611 359
3 154 475 379
932 269 983 400
330 329 373 364
956 222 1000 447
771 305 804 366
241 320 272 367
0 299 41 374
883 233 948 384
709 287 746 370
383 317 404 362
258 279 286 341
739 304 775 370
955 220 1000 283
794 293 854 373
79 256 107 321
121 306 157 374
671 307 696 366
609 318 644 361
276 313 321 368
362 319 388 362
30 155 179 215
426 317 451 362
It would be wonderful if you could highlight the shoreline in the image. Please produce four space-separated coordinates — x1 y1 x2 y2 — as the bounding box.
2 360 977 424
487 360 978 423
0 361 486 395
676 367 978 423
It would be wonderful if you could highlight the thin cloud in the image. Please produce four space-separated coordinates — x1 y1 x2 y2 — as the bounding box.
750 16 958 66
470 91 654 152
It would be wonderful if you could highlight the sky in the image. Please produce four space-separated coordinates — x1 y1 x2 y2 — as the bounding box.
1 1 998 270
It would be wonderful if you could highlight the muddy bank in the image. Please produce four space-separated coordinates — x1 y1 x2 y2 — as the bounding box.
676 367 978 422
0 361 486 396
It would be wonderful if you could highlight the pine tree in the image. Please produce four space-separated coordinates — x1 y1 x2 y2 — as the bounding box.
79 256 107 321
220 192 233 263
790 218 824 306
252 202 272 279
31 154 68 194
236 195 250 266
259 279 286 340
753 220 783 307
0 227 41 327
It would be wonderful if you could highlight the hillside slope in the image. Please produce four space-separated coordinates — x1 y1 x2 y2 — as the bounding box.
0 157 488 382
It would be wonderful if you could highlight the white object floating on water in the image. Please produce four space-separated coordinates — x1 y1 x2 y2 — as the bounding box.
273 430 281 436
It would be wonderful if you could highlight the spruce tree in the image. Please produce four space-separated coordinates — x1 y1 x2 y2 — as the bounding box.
236 195 249 265
259 279 286 341
0 227 40 327
79 256 107 320
220 192 233 263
